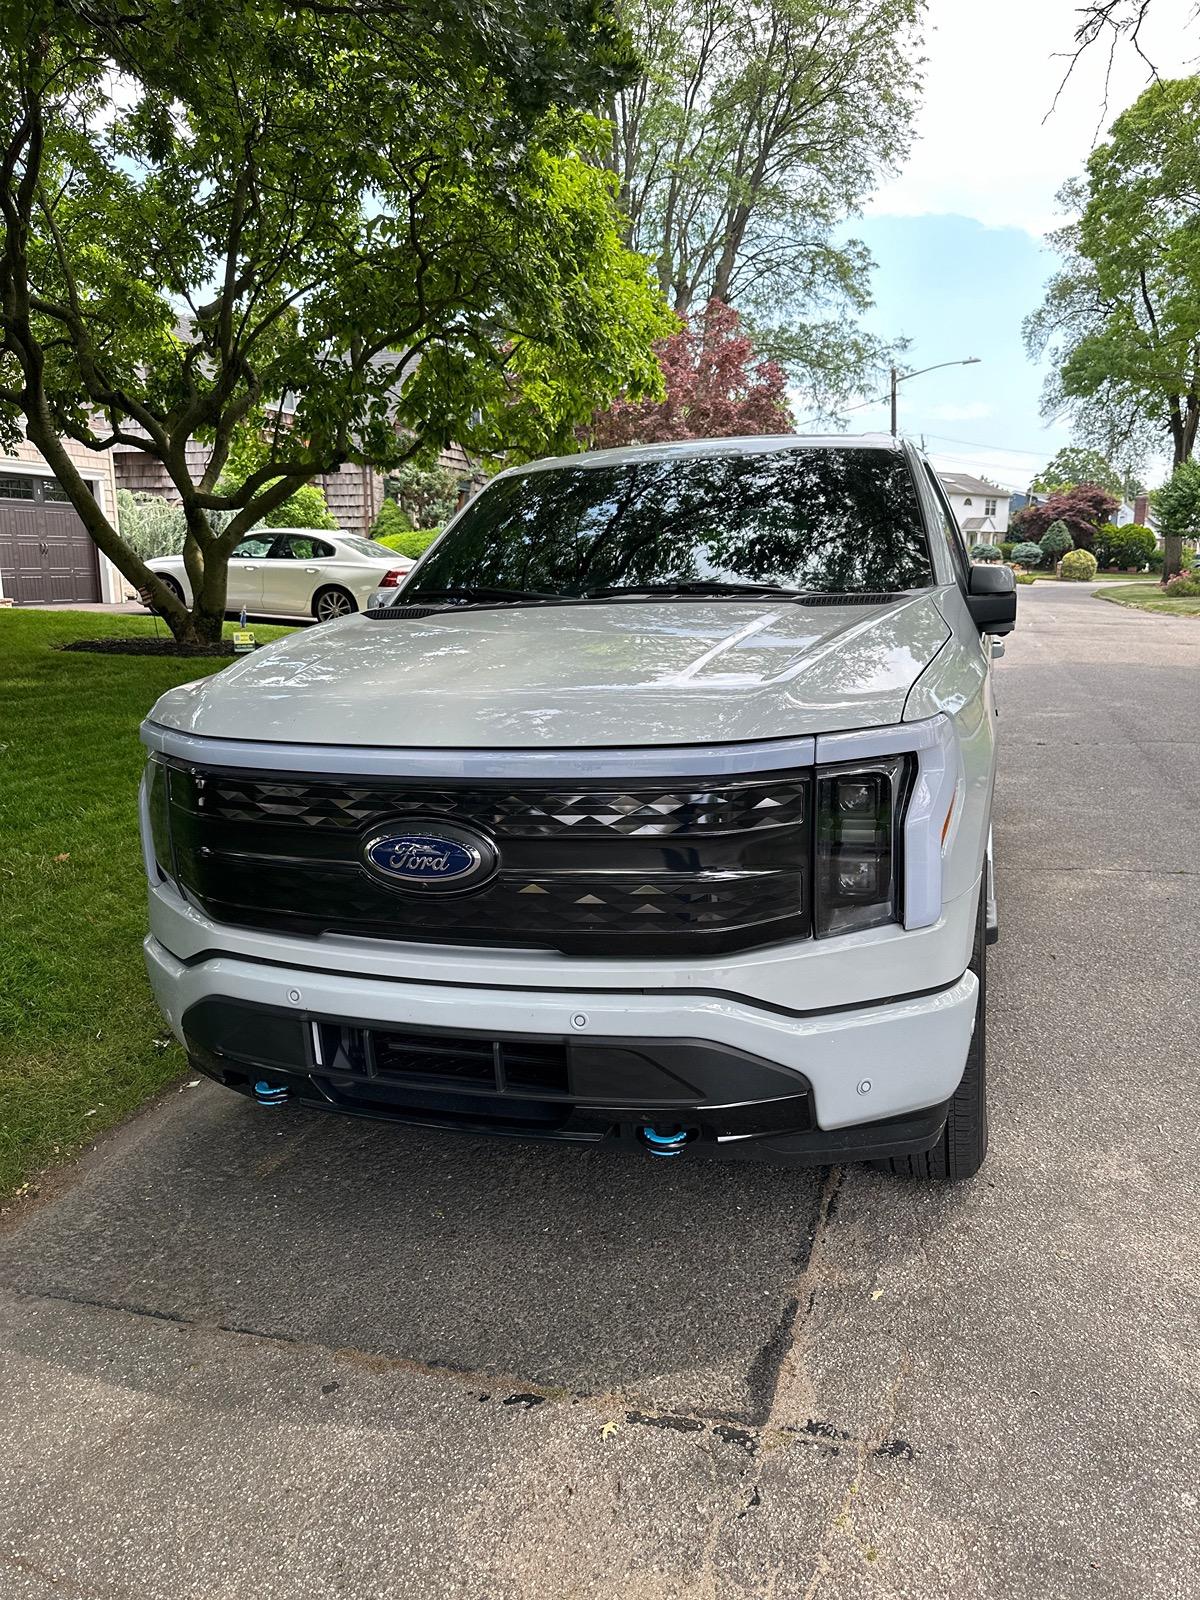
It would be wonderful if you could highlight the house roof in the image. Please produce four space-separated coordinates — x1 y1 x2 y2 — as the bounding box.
938 471 1003 497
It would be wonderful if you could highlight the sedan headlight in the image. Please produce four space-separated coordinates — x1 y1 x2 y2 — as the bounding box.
813 757 912 937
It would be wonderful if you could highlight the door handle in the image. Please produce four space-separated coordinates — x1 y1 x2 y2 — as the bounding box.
304 567 318 574
243 564 257 571
39 542 48 555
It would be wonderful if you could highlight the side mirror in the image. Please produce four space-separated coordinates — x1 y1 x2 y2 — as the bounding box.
967 563 1016 635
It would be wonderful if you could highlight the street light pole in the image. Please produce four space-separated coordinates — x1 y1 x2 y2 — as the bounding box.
889 357 981 437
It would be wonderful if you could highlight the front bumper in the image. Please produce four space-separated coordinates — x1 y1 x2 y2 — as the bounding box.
145 925 978 1166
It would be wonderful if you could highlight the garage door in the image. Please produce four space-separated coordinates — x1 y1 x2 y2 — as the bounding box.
0 472 100 604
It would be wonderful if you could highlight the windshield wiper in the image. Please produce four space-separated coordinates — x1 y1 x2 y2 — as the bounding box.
396 585 569 606
582 581 807 599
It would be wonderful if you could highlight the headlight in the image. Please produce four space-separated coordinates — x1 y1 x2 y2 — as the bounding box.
813 756 911 937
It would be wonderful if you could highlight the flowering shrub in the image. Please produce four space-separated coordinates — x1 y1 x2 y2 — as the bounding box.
1059 548 1098 581
1163 571 1200 597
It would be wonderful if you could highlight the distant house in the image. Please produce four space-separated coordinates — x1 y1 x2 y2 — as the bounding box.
1114 493 1156 533
937 471 1010 542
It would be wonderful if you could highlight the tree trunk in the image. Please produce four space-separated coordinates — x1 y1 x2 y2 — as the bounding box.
1163 534 1184 583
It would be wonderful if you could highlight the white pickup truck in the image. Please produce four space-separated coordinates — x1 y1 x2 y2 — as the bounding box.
139 434 1016 1180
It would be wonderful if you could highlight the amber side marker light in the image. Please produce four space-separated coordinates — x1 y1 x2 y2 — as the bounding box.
940 796 957 847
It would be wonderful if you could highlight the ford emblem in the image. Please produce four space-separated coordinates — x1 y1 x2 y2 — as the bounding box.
361 821 498 895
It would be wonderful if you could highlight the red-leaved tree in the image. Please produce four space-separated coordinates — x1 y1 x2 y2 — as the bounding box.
1012 483 1119 549
589 299 793 448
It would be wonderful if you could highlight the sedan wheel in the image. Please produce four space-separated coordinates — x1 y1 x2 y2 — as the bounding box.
313 587 357 623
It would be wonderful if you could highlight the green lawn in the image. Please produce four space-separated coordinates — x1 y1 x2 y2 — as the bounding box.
1094 583 1200 617
1030 570 1150 583
0 609 294 1199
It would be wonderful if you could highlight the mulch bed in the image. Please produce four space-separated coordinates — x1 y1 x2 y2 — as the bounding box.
57 639 240 657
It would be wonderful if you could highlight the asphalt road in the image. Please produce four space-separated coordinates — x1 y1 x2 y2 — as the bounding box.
3 581 1199 1600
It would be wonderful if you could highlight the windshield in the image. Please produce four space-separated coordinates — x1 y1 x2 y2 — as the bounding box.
403 447 932 602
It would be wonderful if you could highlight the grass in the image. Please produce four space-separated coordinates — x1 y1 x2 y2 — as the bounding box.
1029 570 1151 583
0 608 294 1200
1094 582 1200 617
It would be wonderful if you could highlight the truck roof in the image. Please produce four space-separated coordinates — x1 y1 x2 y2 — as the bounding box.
500 433 909 479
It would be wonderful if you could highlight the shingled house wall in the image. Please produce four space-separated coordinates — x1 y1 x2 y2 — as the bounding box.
111 444 479 536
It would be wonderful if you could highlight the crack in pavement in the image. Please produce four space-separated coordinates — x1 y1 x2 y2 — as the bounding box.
2 1283 901 1464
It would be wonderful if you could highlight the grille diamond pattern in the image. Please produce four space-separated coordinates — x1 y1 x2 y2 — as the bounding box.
174 765 811 954
199 775 809 838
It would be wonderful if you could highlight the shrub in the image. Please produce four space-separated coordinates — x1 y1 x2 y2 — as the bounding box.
116 489 186 558
1039 520 1073 564
1163 571 1200 597
1015 572 1037 585
370 498 414 538
970 543 1002 562
1092 522 1120 567
999 541 1015 561
1099 522 1156 569
1059 548 1098 581
1148 550 1164 572
375 526 442 560
1010 541 1044 569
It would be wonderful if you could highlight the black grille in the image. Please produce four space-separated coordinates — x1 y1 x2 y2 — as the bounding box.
164 763 811 954
320 1022 571 1095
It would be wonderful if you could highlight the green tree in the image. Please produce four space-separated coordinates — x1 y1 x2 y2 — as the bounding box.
1026 79 1200 474
1151 459 1200 580
387 461 459 528
0 0 669 650
605 0 925 420
1031 447 1127 499
1040 521 1074 567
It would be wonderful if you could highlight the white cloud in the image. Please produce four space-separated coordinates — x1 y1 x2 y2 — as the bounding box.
868 0 1198 236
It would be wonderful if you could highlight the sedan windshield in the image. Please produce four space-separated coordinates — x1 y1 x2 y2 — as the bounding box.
402 447 933 603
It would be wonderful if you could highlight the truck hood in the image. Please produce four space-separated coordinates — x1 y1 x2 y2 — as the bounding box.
147 594 951 749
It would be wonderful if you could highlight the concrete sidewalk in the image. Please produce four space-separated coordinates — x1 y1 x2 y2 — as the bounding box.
2 581 1198 1599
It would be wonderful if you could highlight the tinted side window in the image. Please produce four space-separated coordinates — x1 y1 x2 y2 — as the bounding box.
274 536 336 560
924 465 971 587
231 536 274 559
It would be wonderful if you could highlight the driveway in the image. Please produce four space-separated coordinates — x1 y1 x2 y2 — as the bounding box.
2 581 1198 1600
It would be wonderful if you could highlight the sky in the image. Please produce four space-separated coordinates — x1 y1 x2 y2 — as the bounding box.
830 0 1198 493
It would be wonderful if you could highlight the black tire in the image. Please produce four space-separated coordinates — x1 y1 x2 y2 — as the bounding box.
887 887 988 1181
313 586 357 623
147 574 184 614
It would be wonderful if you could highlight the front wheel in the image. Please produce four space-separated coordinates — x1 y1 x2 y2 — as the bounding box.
146 574 184 615
887 887 989 1181
313 586 357 624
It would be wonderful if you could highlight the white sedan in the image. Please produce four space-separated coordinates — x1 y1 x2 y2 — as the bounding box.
144 529 412 623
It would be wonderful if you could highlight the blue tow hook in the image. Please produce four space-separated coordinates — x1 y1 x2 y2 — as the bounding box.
253 1080 290 1108
638 1124 692 1158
